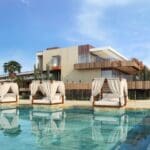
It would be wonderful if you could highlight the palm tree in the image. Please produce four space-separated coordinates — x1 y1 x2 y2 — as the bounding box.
3 61 22 78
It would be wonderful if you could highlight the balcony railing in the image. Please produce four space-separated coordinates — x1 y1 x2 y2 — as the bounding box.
128 81 150 90
18 81 150 92
74 60 143 74
65 81 150 90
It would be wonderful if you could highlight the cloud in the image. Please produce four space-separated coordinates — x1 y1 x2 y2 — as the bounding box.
69 0 150 67
128 43 150 68
74 0 136 42
20 0 30 6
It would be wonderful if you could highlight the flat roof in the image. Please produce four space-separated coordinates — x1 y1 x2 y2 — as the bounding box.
90 47 128 61
0 71 34 78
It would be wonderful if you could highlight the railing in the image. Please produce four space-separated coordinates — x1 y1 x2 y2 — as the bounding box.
19 81 150 91
74 60 143 74
128 81 150 90
65 81 150 90
18 81 150 100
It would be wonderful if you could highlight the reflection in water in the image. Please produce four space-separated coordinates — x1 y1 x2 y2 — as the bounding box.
120 115 150 150
0 107 150 150
0 108 21 136
92 110 128 150
30 109 66 147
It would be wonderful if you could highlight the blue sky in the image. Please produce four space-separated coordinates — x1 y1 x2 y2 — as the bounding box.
0 0 150 74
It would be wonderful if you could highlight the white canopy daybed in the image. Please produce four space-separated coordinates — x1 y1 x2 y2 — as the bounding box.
91 78 128 107
0 82 19 103
30 80 65 105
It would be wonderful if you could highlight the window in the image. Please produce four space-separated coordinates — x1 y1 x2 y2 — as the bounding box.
101 70 113 78
51 56 61 67
78 54 90 63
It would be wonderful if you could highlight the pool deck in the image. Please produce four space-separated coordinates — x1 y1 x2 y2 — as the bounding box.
1 99 150 110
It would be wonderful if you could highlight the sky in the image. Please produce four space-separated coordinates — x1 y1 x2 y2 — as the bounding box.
0 0 150 74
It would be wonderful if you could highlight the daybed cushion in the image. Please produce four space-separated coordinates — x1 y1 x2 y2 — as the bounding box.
94 93 120 106
0 93 17 102
95 100 120 106
33 97 50 104
51 94 62 104
33 94 62 104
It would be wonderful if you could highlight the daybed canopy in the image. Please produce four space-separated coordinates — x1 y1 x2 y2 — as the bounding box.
30 80 65 105
91 78 128 107
0 82 19 103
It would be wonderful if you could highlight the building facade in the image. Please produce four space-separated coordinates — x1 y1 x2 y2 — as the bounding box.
36 44 143 82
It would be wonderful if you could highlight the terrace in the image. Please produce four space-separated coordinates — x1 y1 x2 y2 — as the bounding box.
75 47 144 74
74 59 143 74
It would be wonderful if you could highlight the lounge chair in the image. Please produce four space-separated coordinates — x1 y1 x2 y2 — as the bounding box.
30 80 65 105
0 82 19 103
91 78 128 107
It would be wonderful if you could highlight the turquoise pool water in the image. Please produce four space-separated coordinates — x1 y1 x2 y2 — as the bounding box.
0 106 150 150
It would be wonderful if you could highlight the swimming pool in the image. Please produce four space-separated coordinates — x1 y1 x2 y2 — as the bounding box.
0 106 150 150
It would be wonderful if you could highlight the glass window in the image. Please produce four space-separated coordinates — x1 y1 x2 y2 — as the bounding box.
101 70 113 78
51 56 61 67
78 54 90 63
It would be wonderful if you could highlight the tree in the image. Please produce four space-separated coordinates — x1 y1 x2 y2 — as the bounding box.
3 61 22 79
33 64 39 80
46 64 50 80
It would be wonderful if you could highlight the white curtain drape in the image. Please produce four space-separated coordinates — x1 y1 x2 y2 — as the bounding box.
107 79 121 97
41 81 61 102
121 79 128 97
57 81 65 96
30 81 40 96
39 83 45 95
0 83 2 90
92 78 105 96
50 81 59 100
107 79 125 105
91 78 105 102
41 81 51 100
10 83 19 95
0 83 11 98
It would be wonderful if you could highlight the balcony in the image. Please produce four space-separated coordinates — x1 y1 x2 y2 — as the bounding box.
74 60 144 74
